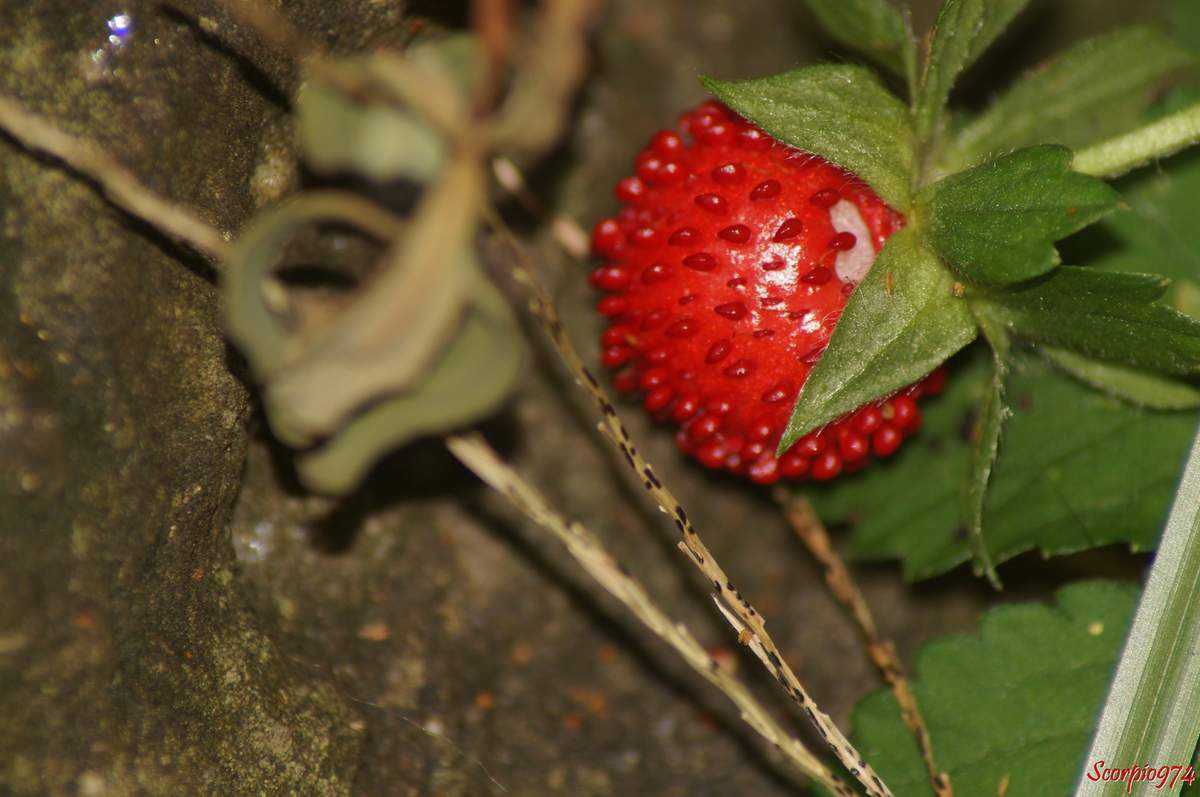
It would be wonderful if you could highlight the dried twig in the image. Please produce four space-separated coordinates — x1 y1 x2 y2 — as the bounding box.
776 492 952 797
488 219 892 797
445 433 845 792
0 94 231 262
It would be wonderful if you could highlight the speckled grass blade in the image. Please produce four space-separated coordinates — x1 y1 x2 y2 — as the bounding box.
1076 422 1200 796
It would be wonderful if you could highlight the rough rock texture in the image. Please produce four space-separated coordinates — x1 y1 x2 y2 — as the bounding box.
0 0 1154 795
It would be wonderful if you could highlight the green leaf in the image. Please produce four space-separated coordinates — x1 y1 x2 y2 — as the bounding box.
808 350 1195 580
941 27 1192 174
296 80 446 182
1043 347 1200 411
852 582 1139 797
1079 429 1200 796
975 266 1200 376
778 227 976 452
297 278 524 494
919 146 1120 286
802 0 917 89
915 0 1033 143
702 65 916 210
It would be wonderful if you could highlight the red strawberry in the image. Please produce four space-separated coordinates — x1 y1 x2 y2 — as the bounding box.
590 101 946 485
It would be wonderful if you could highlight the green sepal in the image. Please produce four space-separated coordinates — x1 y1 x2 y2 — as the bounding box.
778 227 976 453
702 65 916 210
915 0 1033 143
802 0 918 90
973 266 1200 377
919 146 1120 286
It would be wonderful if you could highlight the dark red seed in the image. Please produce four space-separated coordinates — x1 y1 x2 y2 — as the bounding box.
750 180 781 200
668 227 699 246
773 218 804 242
802 267 833 285
718 224 751 244
831 231 858 251
712 163 746 184
762 258 787 271
714 302 748 320
665 318 698 338
810 188 840 208
683 252 718 271
695 193 728 213
726 277 748 288
705 339 732 363
800 345 826 365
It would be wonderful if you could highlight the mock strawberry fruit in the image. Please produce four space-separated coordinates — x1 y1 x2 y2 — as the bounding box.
590 101 946 484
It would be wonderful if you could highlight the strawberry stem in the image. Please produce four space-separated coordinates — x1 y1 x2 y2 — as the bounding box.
1073 101 1200 179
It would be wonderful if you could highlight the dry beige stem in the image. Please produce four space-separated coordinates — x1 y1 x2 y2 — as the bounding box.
445 433 848 794
490 223 893 797
488 0 603 154
0 94 230 262
776 492 952 797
